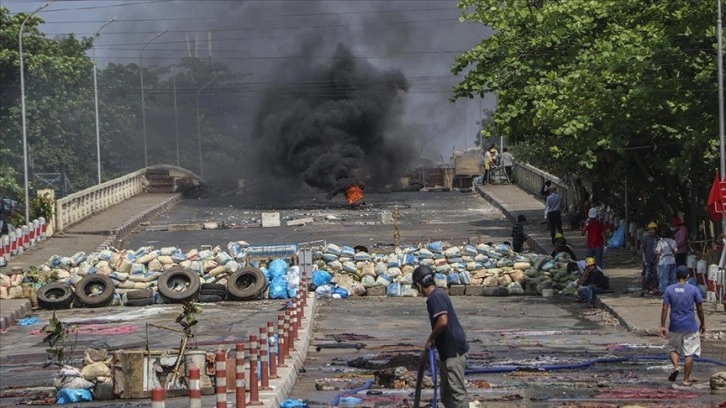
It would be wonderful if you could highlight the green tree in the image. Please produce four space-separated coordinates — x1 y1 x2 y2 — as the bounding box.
452 0 718 224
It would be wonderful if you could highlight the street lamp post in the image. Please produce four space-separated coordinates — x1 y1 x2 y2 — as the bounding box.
139 30 167 168
196 79 214 179
19 2 51 224
92 18 114 185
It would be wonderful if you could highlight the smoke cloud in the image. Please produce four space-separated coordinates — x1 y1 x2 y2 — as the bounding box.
252 42 411 193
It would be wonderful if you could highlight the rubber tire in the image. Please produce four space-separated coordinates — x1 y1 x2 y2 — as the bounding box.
198 294 224 303
124 298 155 307
37 282 73 310
226 267 267 300
199 283 226 297
126 288 154 300
74 274 115 308
157 266 200 302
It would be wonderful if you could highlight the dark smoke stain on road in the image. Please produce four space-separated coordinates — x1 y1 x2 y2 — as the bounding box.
253 43 411 197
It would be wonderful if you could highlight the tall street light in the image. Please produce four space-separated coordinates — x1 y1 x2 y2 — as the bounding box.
19 2 51 224
719 0 725 233
196 79 215 179
92 18 114 185
139 30 167 168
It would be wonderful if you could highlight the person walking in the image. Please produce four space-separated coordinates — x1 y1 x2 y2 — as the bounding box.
660 265 705 386
672 216 689 267
641 222 659 296
581 208 606 268
656 228 677 295
501 148 514 182
412 265 469 408
577 257 609 306
544 185 564 244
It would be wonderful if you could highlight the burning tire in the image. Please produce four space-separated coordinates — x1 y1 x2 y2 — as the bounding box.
157 266 200 302
37 282 74 310
226 267 267 300
74 274 115 308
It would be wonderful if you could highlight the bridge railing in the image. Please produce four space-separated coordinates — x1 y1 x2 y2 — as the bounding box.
55 170 146 232
54 165 200 232
512 162 575 213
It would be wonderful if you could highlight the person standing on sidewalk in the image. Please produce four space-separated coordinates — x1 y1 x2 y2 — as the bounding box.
642 222 659 296
544 185 564 244
660 265 705 386
412 265 469 408
656 228 677 295
501 148 514 182
672 216 689 267
581 208 606 268
481 149 493 185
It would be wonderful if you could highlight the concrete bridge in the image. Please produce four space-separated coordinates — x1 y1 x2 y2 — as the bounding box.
1 164 201 272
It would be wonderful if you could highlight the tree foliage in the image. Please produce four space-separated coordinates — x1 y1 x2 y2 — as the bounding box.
453 0 719 225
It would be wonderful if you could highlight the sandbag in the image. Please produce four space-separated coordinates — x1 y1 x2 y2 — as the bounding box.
444 246 461 258
434 273 447 288
459 271 472 285
328 260 343 273
349 283 367 296
386 283 402 297
710 371 726 390
361 263 376 277
513 262 531 270
147 259 163 272
342 261 358 274
386 267 402 278
361 275 377 288
81 362 110 380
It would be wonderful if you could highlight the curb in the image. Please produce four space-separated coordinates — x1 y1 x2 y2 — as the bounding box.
593 297 657 336
0 299 32 333
474 184 549 255
98 193 181 250
262 293 318 408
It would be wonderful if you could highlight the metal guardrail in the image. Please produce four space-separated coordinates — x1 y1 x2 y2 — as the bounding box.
54 165 199 232
512 162 575 213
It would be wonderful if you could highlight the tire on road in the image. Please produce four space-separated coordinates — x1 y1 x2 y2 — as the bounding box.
198 294 224 303
37 282 74 310
124 298 155 307
226 267 267 300
157 266 200 302
74 274 115 308
200 283 226 297
126 288 154 300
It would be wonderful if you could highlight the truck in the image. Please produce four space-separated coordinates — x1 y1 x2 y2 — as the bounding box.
451 147 482 188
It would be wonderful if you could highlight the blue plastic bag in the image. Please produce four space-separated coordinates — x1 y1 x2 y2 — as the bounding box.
447 273 461 285
280 400 307 408
607 223 626 249
55 389 92 404
269 277 288 299
268 258 288 279
333 287 349 298
312 270 332 287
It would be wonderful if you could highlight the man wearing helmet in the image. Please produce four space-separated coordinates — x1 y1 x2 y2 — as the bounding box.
411 265 469 408
577 257 609 306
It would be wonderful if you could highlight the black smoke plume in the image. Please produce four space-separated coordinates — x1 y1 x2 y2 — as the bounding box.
252 44 410 194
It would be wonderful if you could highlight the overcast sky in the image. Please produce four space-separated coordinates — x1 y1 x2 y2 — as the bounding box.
6 0 495 162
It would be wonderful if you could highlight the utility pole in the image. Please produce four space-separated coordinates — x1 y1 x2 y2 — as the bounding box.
173 77 180 167
93 18 114 184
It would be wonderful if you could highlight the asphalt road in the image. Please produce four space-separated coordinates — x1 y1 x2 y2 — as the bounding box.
3 191 725 407
125 191 509 250
290 297 726 407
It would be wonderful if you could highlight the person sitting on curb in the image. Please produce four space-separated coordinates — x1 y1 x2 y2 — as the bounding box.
551 233 577 260
577 257 609 306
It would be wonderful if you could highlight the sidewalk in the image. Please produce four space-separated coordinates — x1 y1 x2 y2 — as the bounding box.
475 182 726 336
0 193 180 331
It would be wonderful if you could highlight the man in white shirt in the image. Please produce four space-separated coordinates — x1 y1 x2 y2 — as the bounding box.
501 148 514 182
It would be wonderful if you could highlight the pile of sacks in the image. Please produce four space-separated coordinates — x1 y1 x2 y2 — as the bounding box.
26 241 256 298
0 272 26 300
310 242 580 297
50 348 113 404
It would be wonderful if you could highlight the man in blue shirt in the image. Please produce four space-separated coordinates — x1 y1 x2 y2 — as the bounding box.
660 265 705 386
412 265 469 408
544 185 564 244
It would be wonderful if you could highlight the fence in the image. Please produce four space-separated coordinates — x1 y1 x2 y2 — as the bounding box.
55 165 200 232
512 162 576 212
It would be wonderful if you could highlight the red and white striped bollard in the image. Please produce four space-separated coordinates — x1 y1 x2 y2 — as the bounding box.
151 388 165 408
235 342 246 408
267 321 279 378
248 335 262 405
277 314 286 366
188 364 201 408
215 350 227 408
259 326 271 390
